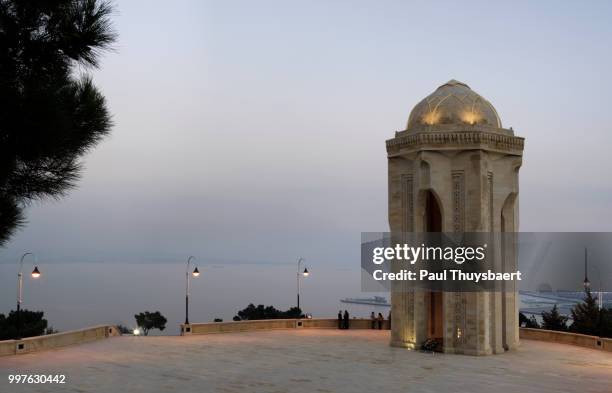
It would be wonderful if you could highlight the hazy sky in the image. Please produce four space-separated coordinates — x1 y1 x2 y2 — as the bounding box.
2 0 612 265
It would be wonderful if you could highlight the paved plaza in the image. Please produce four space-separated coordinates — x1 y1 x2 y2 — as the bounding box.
0 330 611 393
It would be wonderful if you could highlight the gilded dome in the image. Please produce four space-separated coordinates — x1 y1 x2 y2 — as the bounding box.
406 80 501 130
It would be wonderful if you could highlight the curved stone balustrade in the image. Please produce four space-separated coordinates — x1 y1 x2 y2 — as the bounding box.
180 318 390 335
0 325 119 356
520 328 612 352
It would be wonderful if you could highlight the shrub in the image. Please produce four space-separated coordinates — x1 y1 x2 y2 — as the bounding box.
541 305 568 331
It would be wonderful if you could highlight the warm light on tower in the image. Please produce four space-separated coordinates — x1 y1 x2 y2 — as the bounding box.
462 110 480 125
192 267 200 277
423 110 440 125
302 268 309 277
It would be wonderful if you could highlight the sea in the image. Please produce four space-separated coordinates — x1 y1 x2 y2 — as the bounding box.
1 262 607 335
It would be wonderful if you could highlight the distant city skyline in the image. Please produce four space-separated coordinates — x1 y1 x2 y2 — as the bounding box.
3 0 612 264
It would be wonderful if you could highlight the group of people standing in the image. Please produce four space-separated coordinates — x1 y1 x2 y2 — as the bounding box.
336 310 391 330
370 311 389 330
338 310 350 329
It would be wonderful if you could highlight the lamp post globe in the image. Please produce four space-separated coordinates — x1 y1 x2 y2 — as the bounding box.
296 258 309 314
185 256 200 325
17 252 41 340
31 266 41 278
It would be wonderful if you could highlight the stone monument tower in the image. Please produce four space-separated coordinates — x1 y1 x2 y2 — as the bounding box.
387 80 524 355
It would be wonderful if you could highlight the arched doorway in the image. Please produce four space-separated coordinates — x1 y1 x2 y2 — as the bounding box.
501 192 517 351
425 190 442 232
424 190 443 340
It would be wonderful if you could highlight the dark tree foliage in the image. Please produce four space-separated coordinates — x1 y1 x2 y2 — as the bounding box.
541 304 568 331
134 311 167 336
570 289 601 336
0 0 116 245
519 311 540 329
233 304 304 321
0 309 48 339
115 324 131 334
601 308 612 338
45 326 59 334
518 312 527 326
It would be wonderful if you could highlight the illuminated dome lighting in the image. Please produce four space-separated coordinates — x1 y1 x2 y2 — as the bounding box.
406 80 501 130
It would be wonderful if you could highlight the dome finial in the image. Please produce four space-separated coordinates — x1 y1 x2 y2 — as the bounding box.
439 79 470 89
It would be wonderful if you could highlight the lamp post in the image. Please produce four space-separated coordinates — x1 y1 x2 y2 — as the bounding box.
583 248 603 310
296 257 309 313
185 256 200 325
17 252 41 339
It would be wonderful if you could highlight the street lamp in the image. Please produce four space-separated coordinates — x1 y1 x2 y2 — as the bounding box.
17 252 41 339
583 248 603 310
583 248 590 290
297 257 309 313
185 256 200 325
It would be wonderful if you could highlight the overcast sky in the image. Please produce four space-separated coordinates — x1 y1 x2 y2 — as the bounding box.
2 0 612 265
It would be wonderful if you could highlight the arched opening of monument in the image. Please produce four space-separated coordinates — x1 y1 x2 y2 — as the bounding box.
428 291 444 340
501 193 517 351
424 190 443 341
424 190 442 232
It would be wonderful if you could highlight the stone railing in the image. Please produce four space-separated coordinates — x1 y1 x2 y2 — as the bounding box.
520 328 612 352
181 318 390 335
0 325 120 357
386 129 525 155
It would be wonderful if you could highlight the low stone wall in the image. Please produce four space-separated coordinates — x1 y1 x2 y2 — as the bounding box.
0 339 16 357
520 328 612 353
181 318 390 335
0 325 119 357
301 318 388 330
